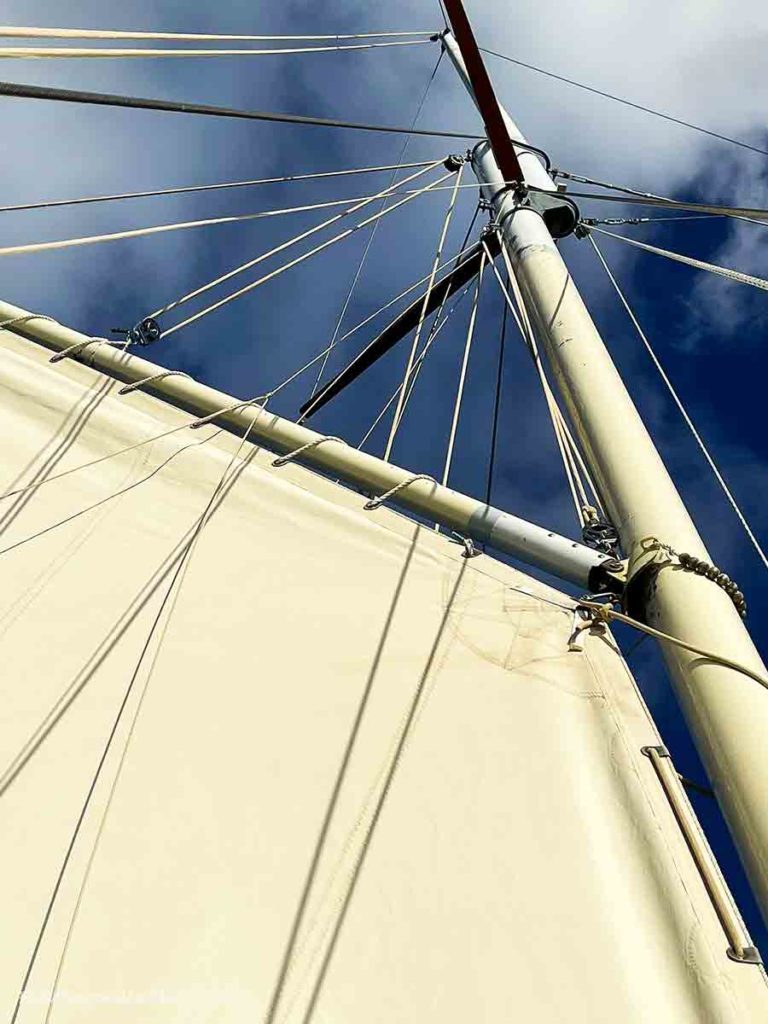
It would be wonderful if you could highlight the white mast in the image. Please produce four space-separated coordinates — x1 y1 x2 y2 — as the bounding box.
442 26 768 929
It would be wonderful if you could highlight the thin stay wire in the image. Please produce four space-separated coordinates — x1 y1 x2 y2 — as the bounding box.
384 162 465 461
311 49 444 397
151 160 445 325
439 249 486 490
0 160 440 215
588 233 768 572
480 45 768 160
161 172 455 339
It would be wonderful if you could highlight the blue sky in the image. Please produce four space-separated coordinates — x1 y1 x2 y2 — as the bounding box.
2 0 768 952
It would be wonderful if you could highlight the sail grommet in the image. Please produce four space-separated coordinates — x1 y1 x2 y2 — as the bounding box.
363 474 437 511
271 435 346 467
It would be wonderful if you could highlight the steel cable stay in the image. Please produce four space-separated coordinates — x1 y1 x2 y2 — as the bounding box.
311 49 445 397
588 226 768 294
160 172 457 339
384 162 466 461
0 160 444 216
480 45 768 160
9 410 265 1024
548 184 768 225
0 40 434 59
149 160 446 325
587 233 768 573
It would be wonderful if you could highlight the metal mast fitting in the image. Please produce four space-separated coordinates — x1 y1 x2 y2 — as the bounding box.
442 16 768 929
438 5 577 238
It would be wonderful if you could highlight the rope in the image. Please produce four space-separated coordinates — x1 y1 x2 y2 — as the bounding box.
480 46 768 160
162 172 455 339
0 79 482 142
0 26 437 42
363 474 436 510
357 283 474 452
0 187 463 259
330 237 480 354
0 312 55 330
118 370 192 395
577 601 768 692
485 271 508 508
0 40 433 59
484 236 604 527
48 337 124 363
0 161 442 216
384 162 465 461
589 226 768 293
310 50 444 397
588 234 768 574
271 436 346 467
439 249 486 489
10 410 264 1024
151 160 444 322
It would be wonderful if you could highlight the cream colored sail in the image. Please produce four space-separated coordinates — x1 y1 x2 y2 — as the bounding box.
1 326 766 1022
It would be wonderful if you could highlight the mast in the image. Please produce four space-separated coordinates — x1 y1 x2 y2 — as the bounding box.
440 5 768 930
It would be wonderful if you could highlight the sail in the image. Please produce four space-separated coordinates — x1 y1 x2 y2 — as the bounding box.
1 327 766 1022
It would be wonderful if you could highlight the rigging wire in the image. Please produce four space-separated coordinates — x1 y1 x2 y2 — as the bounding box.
439 248 486 489
397 201 482 416
311 49 444 396
384 163 465 461
542 184 768 224
483 235 604 526
151 160 445 323
0 160 441 215
9 412 264 1024
0 186 480 260
588 226 768 293
0 40 433 59
485 271 508 509
480 45 768 160
357 284 473 451
0 26 437 42
587 233 768 572
161 173 456 339
0 79 483 141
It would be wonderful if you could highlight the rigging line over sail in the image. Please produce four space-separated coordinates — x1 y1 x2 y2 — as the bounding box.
0 41 433 59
